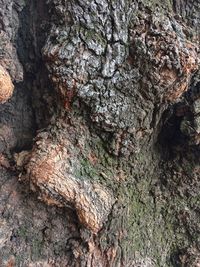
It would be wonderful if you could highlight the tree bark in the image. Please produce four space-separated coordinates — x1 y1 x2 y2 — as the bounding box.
0 0 200 266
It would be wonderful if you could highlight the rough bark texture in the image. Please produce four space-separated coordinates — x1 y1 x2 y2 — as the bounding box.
0 0 200 266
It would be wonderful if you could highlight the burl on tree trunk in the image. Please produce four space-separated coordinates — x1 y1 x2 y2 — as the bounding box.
0 0 200 266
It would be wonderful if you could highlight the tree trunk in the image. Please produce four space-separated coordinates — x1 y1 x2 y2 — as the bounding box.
0 0 200 266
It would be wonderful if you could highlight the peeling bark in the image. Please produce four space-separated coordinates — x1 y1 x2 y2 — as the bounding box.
0 66 14 103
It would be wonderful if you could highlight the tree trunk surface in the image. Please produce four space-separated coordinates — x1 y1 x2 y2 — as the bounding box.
0 0 200 266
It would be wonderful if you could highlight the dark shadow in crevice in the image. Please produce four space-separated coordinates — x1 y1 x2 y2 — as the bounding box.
10 0 56 153
157 69 200 162
156 105 188 160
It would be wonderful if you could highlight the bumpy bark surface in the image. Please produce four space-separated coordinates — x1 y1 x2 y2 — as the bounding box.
0 0 200 266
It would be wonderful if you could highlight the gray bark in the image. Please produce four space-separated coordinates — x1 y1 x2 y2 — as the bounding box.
0 0 200 266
